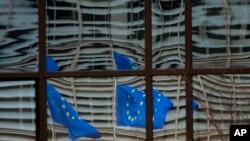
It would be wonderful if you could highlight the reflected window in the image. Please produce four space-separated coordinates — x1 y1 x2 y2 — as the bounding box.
47 77 146 140
0 81 36 140
192 0 250 68
0 0 38 73
152 0 185 69
193 75 250 140
46 0 145 71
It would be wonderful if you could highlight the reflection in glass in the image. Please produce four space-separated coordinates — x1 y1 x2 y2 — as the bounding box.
0 81 36 140
153 75 186 140
46 0 145 71
192 0 250 68
47 76 146 140
152 0 185 69
193 75 250 140
0 0 38 72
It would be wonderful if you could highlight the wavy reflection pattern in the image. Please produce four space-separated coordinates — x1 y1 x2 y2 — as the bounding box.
192 0 250 68
46 0 145 71
193 75 250 140
0 0 38 72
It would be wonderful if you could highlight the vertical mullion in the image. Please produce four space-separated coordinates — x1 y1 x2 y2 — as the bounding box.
37 0 47 140
185 0 193 141
144 0 153 141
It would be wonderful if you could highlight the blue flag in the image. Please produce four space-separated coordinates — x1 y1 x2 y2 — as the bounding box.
46 55 59 72
116 85 173 129
47 83 101 140
113 51 136 70
192 99 199 111
45 55 101 139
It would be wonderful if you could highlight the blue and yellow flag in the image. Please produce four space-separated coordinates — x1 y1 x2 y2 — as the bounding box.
46 83 101 140
45 56 101 140
116 85 173 129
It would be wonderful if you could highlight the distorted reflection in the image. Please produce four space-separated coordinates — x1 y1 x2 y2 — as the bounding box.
46 0 145 71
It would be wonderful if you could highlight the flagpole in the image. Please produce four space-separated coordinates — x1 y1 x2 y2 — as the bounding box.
50 113 55 141
175 75 181 139
48 82 56 141
110 35 118 141
49 1 56 140
108 0 117 139
112 76 117 141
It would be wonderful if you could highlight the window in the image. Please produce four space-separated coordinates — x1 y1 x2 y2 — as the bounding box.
0 0 250 141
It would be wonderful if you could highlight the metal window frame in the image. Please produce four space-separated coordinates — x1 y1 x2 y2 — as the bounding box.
0 0 250 141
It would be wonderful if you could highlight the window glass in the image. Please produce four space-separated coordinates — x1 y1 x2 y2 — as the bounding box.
193 74 250 140
153 75 186 140
0 0 38 72
0 81 36 140
152 0 185 69
46 0 145 71
47 76 147 140
192 0 250 68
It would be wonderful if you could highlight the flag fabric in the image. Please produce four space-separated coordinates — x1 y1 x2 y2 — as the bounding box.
116 85 173 129
192 99 199 111
47 82 101 140
113 51 136 70
46 55 59 72
45 55 101 139
152 89 173 129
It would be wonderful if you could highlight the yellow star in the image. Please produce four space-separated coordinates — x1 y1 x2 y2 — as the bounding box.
128 116 131 120
66 112 70 116
62 104 66 109
157 98 160 102
137 110 140 115
132 89 135 93
72 116 75 120
140 101 143 106
61 97 65 101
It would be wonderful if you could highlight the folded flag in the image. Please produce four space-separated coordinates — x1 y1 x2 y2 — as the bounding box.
192 99 199 111
46 55 59 72
47 82 101 140
116 85 173 129
152 89 173 129
113 51 136 70
45 55 101 139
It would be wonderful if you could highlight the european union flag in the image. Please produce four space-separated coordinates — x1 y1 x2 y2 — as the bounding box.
46 55 59 72
192 99 199 111
116 85 173 129
45 55 101 139
47 82 101 140
113 51 136 70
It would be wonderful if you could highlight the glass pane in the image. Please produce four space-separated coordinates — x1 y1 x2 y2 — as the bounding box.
153 75 186 140
46 0 144 71
0 81 36 140
192 0 250 68
0 0 38 72
47 76 146 140
152 0 185 69
193 75 250 140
